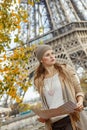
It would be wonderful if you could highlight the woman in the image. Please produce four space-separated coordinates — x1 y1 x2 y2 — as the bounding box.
32 44 87 130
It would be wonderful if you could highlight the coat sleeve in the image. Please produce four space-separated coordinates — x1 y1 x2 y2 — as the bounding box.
65 64 84 98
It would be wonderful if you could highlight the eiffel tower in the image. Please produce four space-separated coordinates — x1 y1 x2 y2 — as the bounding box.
20 0 87 74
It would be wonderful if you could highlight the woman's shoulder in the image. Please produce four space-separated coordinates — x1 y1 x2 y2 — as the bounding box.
59 63 66 67
57 63 67 70
59 63 74 69
59 63 76 74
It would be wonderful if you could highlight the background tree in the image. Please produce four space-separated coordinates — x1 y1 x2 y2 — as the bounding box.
0 0 36 107
0 0 28 52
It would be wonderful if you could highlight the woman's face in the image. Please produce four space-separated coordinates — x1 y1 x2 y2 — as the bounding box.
41 49 56 66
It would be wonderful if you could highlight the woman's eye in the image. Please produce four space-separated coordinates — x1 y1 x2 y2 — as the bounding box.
51 52 55 55
45 54 50 56
43 51 55 57
52 52 55 55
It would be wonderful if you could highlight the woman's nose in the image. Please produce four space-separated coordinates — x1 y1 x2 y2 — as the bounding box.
50 54 55 58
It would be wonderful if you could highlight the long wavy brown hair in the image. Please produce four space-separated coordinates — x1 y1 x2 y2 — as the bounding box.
34 62 66 93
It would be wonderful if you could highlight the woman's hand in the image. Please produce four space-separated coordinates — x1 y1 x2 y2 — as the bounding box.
75 96 84 112
75 101 84 112
38 117 47 123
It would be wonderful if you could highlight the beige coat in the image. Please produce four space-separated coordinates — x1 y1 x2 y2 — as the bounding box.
35 64 87 130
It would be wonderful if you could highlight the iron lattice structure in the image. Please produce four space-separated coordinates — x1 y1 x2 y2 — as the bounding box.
20 0 87 73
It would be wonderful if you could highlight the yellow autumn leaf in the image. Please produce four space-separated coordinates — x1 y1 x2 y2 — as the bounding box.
11 12 17 16
28 0 34 6
0 58 3 62
22 86 27 92
3 67 9 71
23 20 28 23
17 0 20 3
3 54 7 60
0 24 3 30
16 96 22 103
14 20 21 25
16 25 21 29
39 27 44 33
0 69 3 72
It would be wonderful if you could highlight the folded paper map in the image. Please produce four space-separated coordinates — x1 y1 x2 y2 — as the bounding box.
56 100 77 114
31 101 77 119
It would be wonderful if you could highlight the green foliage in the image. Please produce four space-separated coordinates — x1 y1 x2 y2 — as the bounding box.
0 45 36 103
0 0 35 104
0 0 28 53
